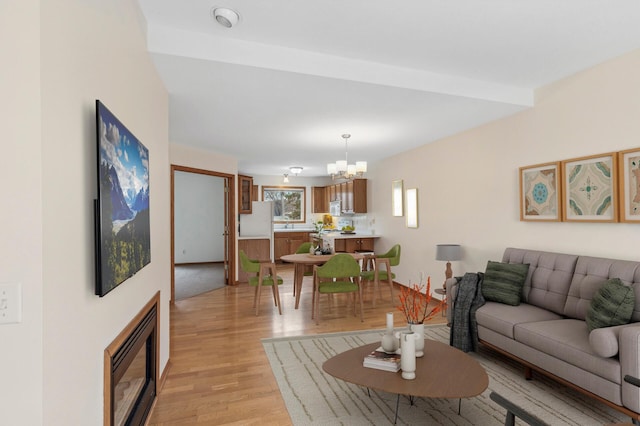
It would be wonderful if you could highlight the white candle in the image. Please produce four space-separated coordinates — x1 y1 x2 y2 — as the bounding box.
386 312 394 331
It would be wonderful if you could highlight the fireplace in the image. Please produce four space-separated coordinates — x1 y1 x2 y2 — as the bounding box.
104 292 159 426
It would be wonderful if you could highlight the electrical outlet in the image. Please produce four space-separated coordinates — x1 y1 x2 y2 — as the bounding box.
0 283 22 324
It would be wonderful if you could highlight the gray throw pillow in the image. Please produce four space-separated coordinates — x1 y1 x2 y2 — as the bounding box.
586 278 635 332
482 261 529 306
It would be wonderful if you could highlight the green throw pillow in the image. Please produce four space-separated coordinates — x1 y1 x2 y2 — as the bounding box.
482 261 529 306
586 278 635 332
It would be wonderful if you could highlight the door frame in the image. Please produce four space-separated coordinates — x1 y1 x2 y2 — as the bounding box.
170 165 236 302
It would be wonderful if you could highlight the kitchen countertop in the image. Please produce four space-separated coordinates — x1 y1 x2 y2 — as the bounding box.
238 235 272 240
273 228 316 233
316 233 381 239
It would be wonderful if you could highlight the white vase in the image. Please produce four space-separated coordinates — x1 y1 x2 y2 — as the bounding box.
381 312 399 353
409 323 425 357
400 331 418 380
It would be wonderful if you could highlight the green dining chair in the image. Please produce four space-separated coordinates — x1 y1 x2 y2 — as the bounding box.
239 250 283 315
360 244 401 307
313 253 364 325
293 242 314 298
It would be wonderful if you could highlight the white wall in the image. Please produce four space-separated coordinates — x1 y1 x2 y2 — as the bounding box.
0 1 43 424
171 143 238 175
174 171 225 263
0 1 172 425
368 49 640 289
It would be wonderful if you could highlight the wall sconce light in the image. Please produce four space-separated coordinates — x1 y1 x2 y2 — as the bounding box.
283 174 289 183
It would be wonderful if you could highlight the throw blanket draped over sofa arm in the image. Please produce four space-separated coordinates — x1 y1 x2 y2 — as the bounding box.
449 272 485 352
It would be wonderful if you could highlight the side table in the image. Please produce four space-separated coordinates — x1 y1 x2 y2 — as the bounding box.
434 288 446 317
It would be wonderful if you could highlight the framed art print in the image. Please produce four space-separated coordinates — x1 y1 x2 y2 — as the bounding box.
519 162 561 221
561 153 618 222
618 147 640 223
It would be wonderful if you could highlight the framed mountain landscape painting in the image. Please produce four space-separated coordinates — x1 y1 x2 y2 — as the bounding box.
94 100 151 296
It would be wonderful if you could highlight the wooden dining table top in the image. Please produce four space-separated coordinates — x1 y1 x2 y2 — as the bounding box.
280 252 365 264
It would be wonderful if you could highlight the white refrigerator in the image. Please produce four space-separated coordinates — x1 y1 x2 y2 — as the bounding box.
239 201 274 260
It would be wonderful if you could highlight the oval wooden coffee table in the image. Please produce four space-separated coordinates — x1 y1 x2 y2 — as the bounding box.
323 339 488 423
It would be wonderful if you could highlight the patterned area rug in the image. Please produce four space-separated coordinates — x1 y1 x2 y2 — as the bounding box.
262 325 629 425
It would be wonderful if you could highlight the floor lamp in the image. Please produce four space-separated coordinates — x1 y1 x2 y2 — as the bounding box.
435 244 462 289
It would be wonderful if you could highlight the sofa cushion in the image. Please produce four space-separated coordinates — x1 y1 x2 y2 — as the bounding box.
564 256 640 321
475 301 563 339
586 278 635 331
514 319 621 383
482 261 529 305
502 248 578 315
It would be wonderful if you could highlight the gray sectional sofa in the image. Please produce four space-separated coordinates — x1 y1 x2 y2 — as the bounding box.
446 247 640 421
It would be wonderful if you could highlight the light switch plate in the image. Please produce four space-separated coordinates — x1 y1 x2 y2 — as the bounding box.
0 283 22 324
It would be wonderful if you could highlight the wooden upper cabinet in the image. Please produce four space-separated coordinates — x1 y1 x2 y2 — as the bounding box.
329 184 337 202
351 179 367 213
238 175 253 214
312 186 328 213
323 179 367 213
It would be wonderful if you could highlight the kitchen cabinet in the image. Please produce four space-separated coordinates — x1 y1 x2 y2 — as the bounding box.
333 237 375 253
329 184 337 202
312 186 328 213
325 179 367 213
237 238 270 282
238 175 253 214
274 232 311 260
351 179 367 213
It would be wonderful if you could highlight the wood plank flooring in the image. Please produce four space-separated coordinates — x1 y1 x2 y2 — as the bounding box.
148 264 447 425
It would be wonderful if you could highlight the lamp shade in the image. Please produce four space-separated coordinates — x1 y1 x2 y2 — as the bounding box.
435 244 462 261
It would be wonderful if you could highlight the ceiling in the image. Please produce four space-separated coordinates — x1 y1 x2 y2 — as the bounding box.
137 0 640 177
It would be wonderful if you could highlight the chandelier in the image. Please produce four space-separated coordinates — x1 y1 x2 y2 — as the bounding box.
326 134 367 179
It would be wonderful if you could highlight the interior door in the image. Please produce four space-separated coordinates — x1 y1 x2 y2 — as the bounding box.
170 165 236 302
223 178 230 282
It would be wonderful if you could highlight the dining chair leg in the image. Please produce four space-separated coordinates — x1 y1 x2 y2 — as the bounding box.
314 287 320 325
311 271 317 319
253 285 258 308
272 281 282 315
358 277 364 322
295 269 303 309
377 258 394 307
255 281 262 316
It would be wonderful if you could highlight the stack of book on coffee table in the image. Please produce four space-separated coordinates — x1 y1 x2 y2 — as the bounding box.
362 347 401 372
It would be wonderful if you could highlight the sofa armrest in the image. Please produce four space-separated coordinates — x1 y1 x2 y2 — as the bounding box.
619 324 640 412
445 277 459 325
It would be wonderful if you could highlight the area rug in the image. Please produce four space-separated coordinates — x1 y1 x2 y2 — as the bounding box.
262 325 629 425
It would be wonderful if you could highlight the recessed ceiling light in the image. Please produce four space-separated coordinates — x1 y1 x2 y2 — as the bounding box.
211 7 240 28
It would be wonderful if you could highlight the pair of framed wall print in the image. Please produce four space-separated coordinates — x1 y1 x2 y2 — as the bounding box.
519 148 640 223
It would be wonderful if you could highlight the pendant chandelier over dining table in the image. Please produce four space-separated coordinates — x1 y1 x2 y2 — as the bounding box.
327 134 367 179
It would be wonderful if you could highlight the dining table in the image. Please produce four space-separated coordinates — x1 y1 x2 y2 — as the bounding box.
280 252 365 310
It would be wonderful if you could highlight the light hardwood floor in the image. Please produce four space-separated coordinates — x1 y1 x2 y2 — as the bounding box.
148 264 447 425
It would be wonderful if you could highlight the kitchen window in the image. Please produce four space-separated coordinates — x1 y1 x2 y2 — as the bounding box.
263 186 306 223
